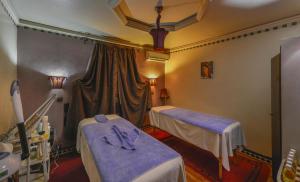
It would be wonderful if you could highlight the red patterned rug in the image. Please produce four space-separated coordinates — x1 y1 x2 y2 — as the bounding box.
49 154 89 182
50 127 271 182
145 127 271 182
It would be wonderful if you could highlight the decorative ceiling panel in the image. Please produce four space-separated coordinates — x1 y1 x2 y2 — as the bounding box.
124 0 202 24
110 0 208 32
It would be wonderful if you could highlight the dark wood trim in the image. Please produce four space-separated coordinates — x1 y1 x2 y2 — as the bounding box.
271 54 282 180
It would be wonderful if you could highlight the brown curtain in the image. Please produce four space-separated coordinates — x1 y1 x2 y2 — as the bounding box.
65 43 151 140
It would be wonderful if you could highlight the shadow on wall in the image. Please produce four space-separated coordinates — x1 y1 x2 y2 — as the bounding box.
17 64 87 147
0 50 17 134
0 3 18 134
17 27 94 147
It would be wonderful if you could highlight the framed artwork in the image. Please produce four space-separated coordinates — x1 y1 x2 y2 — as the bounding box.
201 61 213 79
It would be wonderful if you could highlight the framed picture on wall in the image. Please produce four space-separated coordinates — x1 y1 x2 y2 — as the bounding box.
201 61 214 79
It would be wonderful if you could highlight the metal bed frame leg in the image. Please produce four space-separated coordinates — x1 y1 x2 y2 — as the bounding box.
219 156 222 180
219 134 223 181
42 140 48 182
26 158 30 182
232 148 238 165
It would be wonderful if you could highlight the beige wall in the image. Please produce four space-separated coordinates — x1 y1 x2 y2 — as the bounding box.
281 36 300 157
0 5 17 134
165 24 300 157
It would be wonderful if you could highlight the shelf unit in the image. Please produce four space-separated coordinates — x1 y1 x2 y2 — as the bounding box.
20 131 51 182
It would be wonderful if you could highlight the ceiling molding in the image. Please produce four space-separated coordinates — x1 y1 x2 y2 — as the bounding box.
18 19 145 49
196 0 208 21
5 0 300 53
1 0 147 49
106 0 121 8
170 14 300 53
111 0 208 32
0 0 19 24
112 4 128 25
116 13 200 32
126 16 152 32
174 14 198 31
0 0 147 49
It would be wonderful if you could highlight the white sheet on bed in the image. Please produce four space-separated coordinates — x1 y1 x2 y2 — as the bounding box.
76 115 186 182
149 106 246 171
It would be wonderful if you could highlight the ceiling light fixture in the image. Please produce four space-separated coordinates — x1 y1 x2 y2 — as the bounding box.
149 0 169 50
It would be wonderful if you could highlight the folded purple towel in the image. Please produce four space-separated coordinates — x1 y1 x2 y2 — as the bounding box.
103 125 139 150
94 114 108 123
160 108 235 134
82 119 180 182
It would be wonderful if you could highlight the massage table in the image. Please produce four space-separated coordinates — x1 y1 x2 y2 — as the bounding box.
76 114 186 182
149 106 246 179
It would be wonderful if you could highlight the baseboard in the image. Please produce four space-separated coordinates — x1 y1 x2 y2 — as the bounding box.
241 148 272 164
50 145 76 159
142 125 152 129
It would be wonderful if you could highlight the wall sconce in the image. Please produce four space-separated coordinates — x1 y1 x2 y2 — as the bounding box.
149 78 157 87
49 76 66 89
